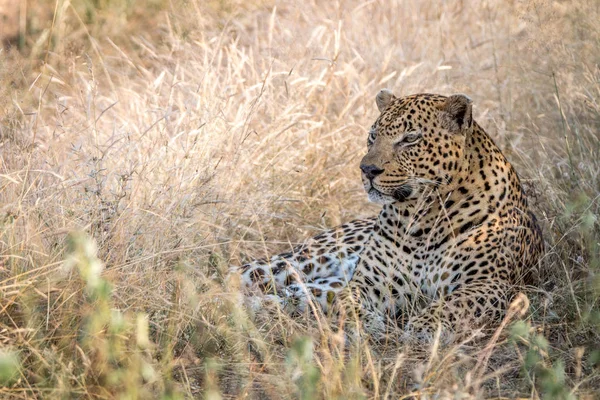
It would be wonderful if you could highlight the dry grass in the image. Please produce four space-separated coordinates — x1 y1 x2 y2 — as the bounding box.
0 0 599 398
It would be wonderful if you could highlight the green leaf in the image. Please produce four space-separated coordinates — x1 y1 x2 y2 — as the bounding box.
0 351 20 386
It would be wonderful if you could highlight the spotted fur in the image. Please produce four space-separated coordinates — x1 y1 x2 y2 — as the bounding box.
233 90 543 343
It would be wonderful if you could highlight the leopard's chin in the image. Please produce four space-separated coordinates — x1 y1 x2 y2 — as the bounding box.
366 188 396 205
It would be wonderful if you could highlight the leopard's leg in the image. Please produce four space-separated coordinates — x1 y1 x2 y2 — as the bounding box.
404 280 514 344
330 256 420 342
232 218 375 311
337 283 392 341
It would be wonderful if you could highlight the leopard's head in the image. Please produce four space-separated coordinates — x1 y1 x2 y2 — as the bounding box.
360 90 474 204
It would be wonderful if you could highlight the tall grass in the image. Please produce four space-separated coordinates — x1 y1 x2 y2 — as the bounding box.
1 0 599 398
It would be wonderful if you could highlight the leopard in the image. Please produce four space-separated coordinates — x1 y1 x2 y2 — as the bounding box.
232 90 543 343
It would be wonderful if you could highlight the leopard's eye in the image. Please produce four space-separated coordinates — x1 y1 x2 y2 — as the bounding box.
395 131 422 148
367 128 377 147
404 133 420 143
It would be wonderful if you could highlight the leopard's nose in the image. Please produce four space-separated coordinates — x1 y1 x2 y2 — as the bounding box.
360 164 385 180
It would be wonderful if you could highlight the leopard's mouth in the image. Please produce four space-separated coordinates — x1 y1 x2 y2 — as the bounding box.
366 183 413 204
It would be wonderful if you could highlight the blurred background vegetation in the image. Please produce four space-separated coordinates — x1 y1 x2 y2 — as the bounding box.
0 0 599 398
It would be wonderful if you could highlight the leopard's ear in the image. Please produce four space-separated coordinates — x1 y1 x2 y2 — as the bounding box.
438 94 473 133
376 89 396 112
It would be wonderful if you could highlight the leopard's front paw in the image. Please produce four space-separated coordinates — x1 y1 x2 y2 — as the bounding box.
404 315 454 345
285 283 336 313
